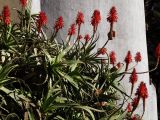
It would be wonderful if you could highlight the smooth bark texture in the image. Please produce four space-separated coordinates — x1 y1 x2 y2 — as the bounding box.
0 0 157 119
40 1 158 119
31 0 40 14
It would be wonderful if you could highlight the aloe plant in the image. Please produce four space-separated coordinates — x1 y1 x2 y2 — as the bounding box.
0 2 155 120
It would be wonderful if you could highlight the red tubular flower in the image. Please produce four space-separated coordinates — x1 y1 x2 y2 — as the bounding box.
135 52 142 63
4 17 11 25
125 51 132 65
76 11 84 27
107 6 118 23
109 51 116 65
132 96 140 110
116 62 121 69
2 6 11 25
78 35 83 40
84 34 90 42
54 16 64 32
130 68 138 84
2 6 10 18
91 10 101 32
155 43 160 58
131 115 138 120
135 82 148 99
97 48 107 55
135 82 148 114
20 0 27 7
68 23 76 36
127 103 132 112
130 68 138 95
118 51 132 81
37 12 47 32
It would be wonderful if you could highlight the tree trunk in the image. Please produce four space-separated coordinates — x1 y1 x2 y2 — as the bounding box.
30 0 40 14
0 0 157 119
40 0 158 119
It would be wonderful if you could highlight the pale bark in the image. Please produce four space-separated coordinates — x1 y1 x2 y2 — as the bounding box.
0 0 157 119
40 0 158 119
30 0 40 14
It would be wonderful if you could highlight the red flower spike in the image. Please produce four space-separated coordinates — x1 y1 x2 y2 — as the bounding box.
54 16 64 32
135 52 142 63
135 82 148 100
116 62 121 69
127 103 132 112
84 34 90 42
2 6 11 25
131 115 138 120
91 10 101 32
130 68 138 95
37 12 47 32
78 35 83 40
20 0 27 7
109 51 116 65
2 6 10 18
132 96 140 109
68 23 76 36
76 11 84 27
155 43 160 58
4 17 10 25
125 51 132 65
130 68 138 84
107 6 118 23
98 48 107 55
135 82 148 114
